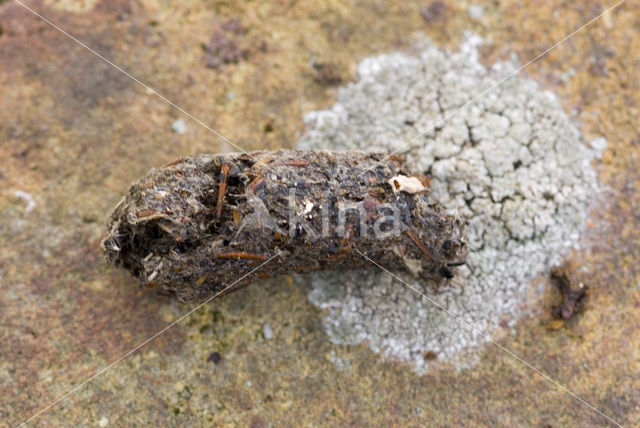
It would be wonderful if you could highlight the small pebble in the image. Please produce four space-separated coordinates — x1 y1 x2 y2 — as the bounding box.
171 119 186 134
98 417 108 427
207 351 222 364
263 322 273 340
468 4 484 19
181 386 192 399
421 1 446 23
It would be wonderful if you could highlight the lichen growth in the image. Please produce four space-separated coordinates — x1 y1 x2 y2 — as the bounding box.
298 35 604 372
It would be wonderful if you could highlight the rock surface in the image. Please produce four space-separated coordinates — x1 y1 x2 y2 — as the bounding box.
0 0 638 426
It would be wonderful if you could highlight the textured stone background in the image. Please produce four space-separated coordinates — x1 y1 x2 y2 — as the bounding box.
0 0 638 426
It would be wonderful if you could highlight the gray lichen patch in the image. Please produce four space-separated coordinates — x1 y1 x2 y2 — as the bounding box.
298 35 604 372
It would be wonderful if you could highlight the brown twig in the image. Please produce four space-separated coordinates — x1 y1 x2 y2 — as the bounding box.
164 158 184 168
248 175 265 193
217 252 268 261
215 163 231 217
405 230 432 261
273 160 311 167
136 209 157 218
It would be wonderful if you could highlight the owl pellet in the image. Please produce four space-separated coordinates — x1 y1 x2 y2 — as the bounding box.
101 149 467 302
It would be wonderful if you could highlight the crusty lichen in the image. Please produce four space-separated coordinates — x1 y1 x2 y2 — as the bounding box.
298 35 604 372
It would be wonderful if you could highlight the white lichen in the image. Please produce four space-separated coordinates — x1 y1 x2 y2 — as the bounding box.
297 35 604 372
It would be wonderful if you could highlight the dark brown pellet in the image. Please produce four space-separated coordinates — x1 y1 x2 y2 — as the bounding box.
101 149 467 302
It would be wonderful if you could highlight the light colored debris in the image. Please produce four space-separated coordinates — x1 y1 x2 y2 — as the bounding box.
13 190 37 214
263 322 273 340
304 201 314 214
388 175 426 194
171 118 186 134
